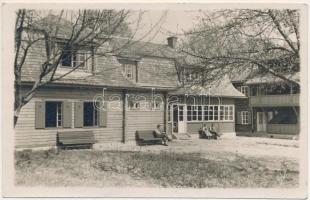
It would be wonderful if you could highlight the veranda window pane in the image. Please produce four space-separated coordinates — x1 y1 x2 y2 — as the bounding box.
220 106 224 120
209 106 214 121
187 106 192 121
214 106 218 120
204 106 208 121
198 106 202 121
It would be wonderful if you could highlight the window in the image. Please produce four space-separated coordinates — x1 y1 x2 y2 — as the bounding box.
124 64 134 78
168 105 171 122
241 86 249 96
184 68 192 82
72 52 87 68
241 111 249 125
203 105 219 121
128 100 141 110
209 106 214 121
45 102 62 128
203 106 208 121
214 106 219 120
197 106 202 121
204 105 213 121
118 59 137 80
187 105 192 121
220 105 234 121
251 86 257 96
179 106 184 121
192 106 197 121
60 45 89 68
152 101 162 110
187 105 199 121
183 68 201 83
61 48 72 67
220 106 224 120
184 105 234 122
134 102 140 109
83 102 98 127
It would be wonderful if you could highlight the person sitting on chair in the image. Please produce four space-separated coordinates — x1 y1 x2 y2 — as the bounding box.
154 124 169 145
209 123 221 139
202 123 212 139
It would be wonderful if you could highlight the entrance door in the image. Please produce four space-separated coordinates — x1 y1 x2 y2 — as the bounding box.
171 104 187 133
257 112 267 132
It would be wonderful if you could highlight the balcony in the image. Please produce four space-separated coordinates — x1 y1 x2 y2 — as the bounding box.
249 94 300 107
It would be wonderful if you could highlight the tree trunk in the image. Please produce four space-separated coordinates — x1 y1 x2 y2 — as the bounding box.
14 78 22 127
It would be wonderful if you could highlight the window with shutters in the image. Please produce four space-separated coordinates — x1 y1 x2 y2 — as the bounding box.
241 111 249 125
83 102 98 127
45 101 62 128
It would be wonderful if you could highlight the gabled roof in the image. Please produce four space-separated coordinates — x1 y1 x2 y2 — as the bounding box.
170 75 246 98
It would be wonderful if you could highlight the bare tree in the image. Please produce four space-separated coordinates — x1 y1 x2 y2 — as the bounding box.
180 9 300 86
14 9 166 126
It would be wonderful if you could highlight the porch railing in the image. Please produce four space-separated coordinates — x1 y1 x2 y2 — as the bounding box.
267 124 299 135
249 94 299 107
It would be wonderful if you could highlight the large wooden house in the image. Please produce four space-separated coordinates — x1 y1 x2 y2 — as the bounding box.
15 20 246 149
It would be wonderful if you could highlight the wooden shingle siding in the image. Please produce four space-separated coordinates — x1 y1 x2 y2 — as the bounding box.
127 111 164 141
15 87 124 148
99 101 108 127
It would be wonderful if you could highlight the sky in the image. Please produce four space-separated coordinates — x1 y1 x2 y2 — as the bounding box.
128 10 203 44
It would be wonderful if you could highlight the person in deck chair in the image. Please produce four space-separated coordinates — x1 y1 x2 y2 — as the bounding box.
202 124 212 139
154 124 169 146
209 123 221 139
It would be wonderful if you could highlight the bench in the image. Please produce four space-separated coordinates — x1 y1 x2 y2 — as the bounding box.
198 129 217 139
57 131 96 149
135 130 163 146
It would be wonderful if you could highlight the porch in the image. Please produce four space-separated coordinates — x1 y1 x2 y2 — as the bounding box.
251 107 300 135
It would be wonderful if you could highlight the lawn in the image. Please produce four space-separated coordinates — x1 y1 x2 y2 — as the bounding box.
15 147 299 188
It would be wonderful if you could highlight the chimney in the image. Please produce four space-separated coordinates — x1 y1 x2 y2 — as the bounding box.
167 36 178 48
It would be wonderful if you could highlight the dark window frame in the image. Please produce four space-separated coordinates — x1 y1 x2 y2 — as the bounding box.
45 101 63 128
83 101 99 127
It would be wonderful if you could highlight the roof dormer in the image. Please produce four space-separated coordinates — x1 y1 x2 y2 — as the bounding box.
117 58 139 83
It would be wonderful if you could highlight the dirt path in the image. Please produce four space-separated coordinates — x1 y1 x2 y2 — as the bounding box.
94 136 300 162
